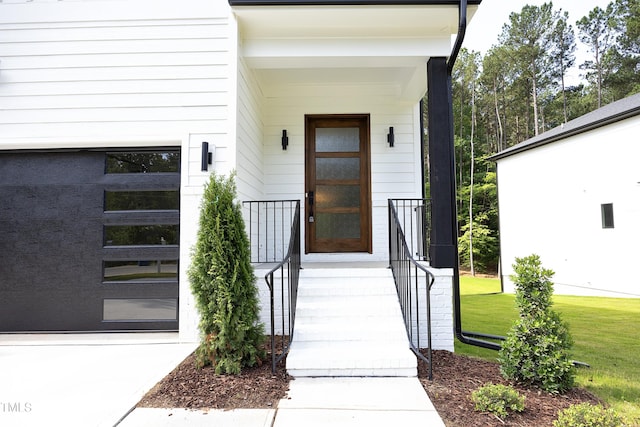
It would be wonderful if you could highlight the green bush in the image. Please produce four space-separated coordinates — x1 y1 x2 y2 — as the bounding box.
554 403 626 427
499 254 575 393
188 172 265 374
471 383 525 419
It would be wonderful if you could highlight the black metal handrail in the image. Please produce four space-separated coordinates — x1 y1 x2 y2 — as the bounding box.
388 198 435 379
388 198 430 262
243 200 300 374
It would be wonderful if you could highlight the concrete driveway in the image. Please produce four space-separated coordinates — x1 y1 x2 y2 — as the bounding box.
0 333 196 427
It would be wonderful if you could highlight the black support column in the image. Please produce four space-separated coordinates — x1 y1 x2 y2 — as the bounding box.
427 57 457 268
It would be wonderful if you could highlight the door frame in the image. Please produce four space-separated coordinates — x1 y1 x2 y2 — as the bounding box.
304 114 372 254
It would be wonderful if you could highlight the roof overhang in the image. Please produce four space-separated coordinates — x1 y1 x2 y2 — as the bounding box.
229 0 481 6
490 93 640 161
230 1 480 102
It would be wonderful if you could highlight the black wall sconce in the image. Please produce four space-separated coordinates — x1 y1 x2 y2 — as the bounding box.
201 141 213 171
281 130 289 150
387 127 395 147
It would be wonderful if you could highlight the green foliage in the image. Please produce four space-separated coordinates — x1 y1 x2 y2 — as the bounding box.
188 172 265 374
471 383 525 419
458 213 499 273
499 255 575 393
554 403 626 427
456 155 499 274
605 0 640 100
456 277 640 422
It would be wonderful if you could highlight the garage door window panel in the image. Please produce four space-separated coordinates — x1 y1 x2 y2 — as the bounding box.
106 151 180 173
103 298 177 321
105 191 179 211
104 225 178 246
103 260 178 282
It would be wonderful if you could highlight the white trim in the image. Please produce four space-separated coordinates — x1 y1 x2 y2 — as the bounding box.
227 9 240 174
0 0 227 24
0 136 183 151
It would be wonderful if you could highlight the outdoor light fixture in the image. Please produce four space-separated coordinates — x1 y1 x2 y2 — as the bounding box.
281 130 289 150
387 127 395 147
201 141 212 171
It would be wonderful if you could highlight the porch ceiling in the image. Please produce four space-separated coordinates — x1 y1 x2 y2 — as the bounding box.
233 4 478 102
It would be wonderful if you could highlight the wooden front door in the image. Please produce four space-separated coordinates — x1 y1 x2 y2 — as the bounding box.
305 114 372 253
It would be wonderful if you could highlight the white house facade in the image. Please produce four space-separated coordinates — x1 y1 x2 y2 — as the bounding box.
493 93 640 298
0 0 481 349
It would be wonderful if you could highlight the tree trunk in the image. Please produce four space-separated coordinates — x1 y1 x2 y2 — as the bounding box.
596 43 603 108
531 63 540 136
458 88 464 211
469 79 476 276
494 78 504 152
561 56 568 123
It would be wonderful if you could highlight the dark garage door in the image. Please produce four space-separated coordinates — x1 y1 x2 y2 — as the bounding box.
0 149 180 332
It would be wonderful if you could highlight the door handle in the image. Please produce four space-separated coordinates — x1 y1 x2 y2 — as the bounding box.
308 191 315 223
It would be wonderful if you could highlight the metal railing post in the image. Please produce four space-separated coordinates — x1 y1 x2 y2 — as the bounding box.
243 200 301 375
388 198 434 379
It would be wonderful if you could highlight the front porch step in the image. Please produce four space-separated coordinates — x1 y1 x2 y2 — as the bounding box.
287 267 416 377
296 295 404 318
293 322 409 343
286 342 417 377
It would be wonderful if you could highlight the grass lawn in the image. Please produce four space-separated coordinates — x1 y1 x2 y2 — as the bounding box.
456 275 640 424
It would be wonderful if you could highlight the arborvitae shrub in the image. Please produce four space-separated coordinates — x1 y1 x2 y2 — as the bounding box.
499 254 575 393
188 172 265 374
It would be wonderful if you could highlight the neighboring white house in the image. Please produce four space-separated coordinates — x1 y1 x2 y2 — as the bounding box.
493 93 640 298
0 0 481 344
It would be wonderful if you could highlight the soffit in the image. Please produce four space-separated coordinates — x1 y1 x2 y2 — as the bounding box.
233 5 465 38
232 4 478 102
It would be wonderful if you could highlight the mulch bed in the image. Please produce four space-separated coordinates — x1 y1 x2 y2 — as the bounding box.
137 339 290 410
139 345 600 426
419 350 601 427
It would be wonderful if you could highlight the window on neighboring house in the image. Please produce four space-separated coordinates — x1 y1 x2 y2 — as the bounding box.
601 203 614 229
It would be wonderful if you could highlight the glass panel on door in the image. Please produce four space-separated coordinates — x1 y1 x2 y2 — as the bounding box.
315 128 360 152
305 115 371 253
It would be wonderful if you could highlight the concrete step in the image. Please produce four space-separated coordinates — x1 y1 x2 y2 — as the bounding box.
295 295 401 318
293 321 409 343
299 267 392 279
297 280 396 297
286 342 417 377
286 267 416 377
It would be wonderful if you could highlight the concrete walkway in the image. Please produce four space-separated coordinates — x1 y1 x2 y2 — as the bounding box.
1 334 445 427
119 408 276 426
120 377 445 427
274 377 445 426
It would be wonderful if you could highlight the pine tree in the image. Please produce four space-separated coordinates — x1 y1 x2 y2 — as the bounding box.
577 5 616 108
188 172 265 374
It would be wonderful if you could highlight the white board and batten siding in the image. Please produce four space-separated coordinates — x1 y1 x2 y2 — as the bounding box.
0 0 239 340
497 115 640 298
